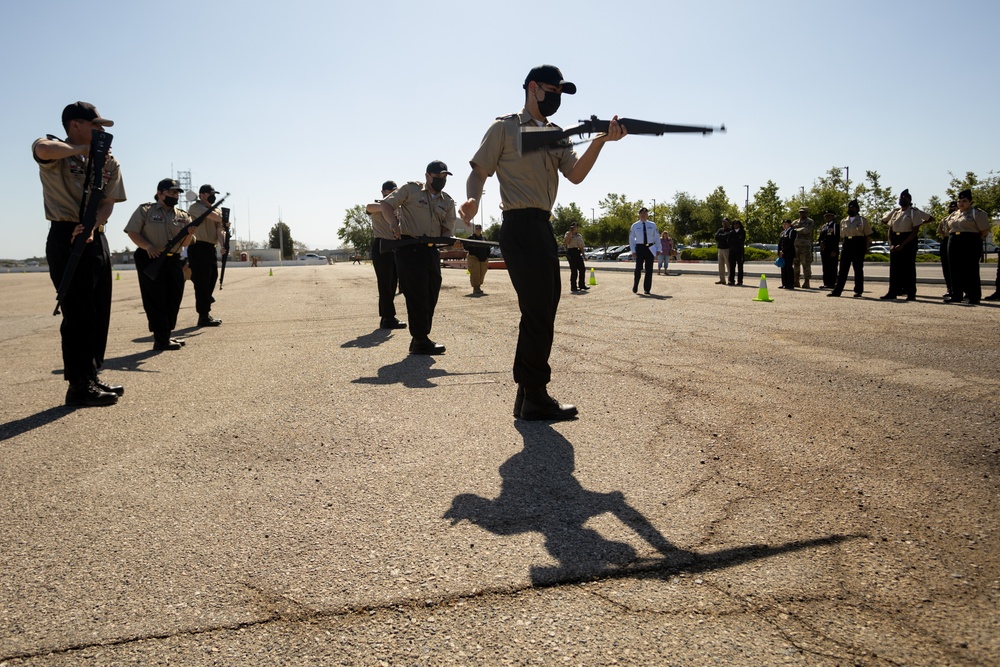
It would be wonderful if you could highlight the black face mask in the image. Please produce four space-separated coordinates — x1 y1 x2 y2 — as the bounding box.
207 194 217 205
430 177 447 193
536 90 561 117
163 195 179 207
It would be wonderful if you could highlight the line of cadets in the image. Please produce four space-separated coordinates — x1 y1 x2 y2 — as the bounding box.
34 102 228 407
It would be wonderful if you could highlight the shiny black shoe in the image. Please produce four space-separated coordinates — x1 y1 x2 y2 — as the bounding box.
409 338 445 355
94 379 124 396
66 381 118 407
943 295 964 303
198 315 222 327
519 391 578 421
983 292 1000 301
513 386 524 417
879 293 898 300
153 340 183 351
170 338 186 347
826 291 842 297
380 318 407 329
579 285 589 290
905 294 917 301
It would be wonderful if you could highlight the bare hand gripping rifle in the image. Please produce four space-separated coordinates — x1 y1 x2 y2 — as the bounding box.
53 129 113 316
520 116 725 153
218 206 231 289
143 193 230 280
379 236 499 252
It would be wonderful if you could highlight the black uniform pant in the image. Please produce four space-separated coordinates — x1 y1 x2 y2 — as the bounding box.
46 222 112 386
187 241 218 317
394 242 440 342
939 236 952 294
566 248 586 289
947 233 983 301
820 247 839 287
371 238 399 321
500 209 559 390
887 231 918 297
729 250 744 285
780 253 796 288
633 245 654 292
134 249 185 345
833 237 866 295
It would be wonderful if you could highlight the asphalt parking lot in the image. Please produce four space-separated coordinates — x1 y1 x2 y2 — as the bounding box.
1 263 997 666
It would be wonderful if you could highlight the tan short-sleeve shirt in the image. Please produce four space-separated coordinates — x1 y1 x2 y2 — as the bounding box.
125 202 192 253
369 203 395 240
470 109 580 212
381 181 456 238
187 201 223 244
840 215 872 238
882 207 931 233
564 231 585 251
945 208 991 234
33 135 127 222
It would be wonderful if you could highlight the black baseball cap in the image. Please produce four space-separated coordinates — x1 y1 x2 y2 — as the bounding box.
199 184 219 194
158 178 182 191
381 180 397 191
426 160 452 175
62 101 114 128
523 65 576 95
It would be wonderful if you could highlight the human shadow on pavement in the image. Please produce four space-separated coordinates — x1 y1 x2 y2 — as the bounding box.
100 349 163 374
0 406 74 442
353 355 502 389
341 328 394 349
445 421 858 586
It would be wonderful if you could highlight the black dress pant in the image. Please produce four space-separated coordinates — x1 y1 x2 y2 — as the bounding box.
371 238 399 321
134 249 185 345
887 231 918 297
821 248 839 287
729 250 744 284
833 237 866 295
500 209 560 389
394 242 440 341
187 241 218 316
566 248 586 289
46 223 112 385
633 245 654 292
780 256 796 288
947 233 983 301
939 236 952 294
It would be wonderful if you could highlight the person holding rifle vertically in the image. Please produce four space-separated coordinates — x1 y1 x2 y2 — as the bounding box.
125 178 195 351
33 102 127 407
459 64 626 421
186 184 226 326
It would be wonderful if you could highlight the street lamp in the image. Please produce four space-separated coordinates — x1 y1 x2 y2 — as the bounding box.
591 208 595 224
843 166 850 197
651 198 656 219
743 185 749 222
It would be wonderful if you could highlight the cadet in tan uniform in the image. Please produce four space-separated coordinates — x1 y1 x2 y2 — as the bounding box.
563 223 588 292
365 180 406 329
943 188 991 304
880 189 933 301
380 162 457 355
33 101 127 407
186 184 226 326
125 178 196 350
827 200 872 298
937 200 958 299
460 64 625 421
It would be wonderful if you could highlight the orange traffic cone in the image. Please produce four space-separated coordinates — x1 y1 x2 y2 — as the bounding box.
752 274 773 302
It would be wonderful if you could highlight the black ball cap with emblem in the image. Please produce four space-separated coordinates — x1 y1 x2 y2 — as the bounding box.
62 101 114 127
199 184 219 194
426 161 453 175
158 178 182 191
523 65 577 95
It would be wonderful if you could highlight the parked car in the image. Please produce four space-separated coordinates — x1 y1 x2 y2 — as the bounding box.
749 243 778 252
617 250 634 262
868 244 890 255
298 252 327 261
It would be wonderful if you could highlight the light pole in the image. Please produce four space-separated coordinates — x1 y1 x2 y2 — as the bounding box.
651 198 656 219
591 208 595 224
743 185 749 222
843 166 850 198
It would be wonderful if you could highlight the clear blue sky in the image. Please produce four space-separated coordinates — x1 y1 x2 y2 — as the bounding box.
4 0 997 259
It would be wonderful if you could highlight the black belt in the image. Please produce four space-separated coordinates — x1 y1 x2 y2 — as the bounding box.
502 208 551 223
195 240 216 246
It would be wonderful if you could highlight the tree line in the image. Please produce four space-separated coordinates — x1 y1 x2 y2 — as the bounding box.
333 168 999 253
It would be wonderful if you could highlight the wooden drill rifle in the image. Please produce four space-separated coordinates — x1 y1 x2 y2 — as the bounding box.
379 236 499 253
53 129 113 316
143 193 229 280
520 115 725 153
219 207 232 289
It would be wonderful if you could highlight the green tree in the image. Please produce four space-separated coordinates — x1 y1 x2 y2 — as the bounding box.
336 205 373 255
855 170 894 241
552 202 587 238
668 191 702 242
693 186 740 241
483 219 501 242
745 181 784 244
268 221 295 260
